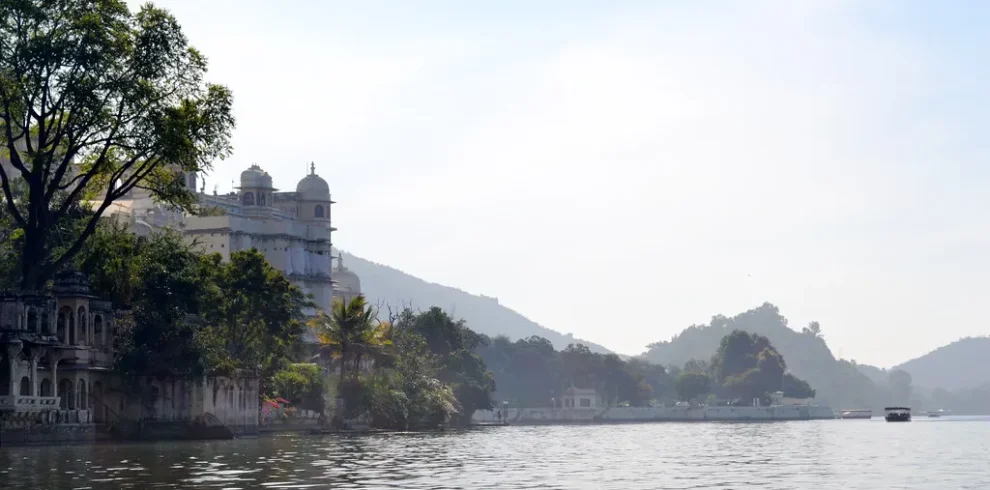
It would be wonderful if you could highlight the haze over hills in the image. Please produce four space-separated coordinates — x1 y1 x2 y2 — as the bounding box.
340 251 614 355
891 337 990 391
337 250 990 405
639 303 889 411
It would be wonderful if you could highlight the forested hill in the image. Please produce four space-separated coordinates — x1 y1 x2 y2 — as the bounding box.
892 337 990 391
639 303 883 411
341 251 614 354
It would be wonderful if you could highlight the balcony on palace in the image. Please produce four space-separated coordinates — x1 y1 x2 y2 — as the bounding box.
0 395 61 412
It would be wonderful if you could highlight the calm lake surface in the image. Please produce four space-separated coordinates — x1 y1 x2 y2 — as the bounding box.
3 417 990 489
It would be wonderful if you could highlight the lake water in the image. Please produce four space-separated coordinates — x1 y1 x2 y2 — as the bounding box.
2 417 989 489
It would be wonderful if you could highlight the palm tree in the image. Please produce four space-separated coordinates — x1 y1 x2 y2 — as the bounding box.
310 296 392 415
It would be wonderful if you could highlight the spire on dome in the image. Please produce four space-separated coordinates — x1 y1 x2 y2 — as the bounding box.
310 161 315 175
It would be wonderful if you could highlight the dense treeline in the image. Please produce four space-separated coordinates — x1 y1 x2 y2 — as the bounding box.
477 336 672 407
477 329 815 408
310 299 495 429
643 304 889 410
2 207 497 428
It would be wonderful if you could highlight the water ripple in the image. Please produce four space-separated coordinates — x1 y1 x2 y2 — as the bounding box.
2 418 990 488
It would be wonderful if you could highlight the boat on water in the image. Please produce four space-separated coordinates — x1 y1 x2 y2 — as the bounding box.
884 407 911 422
839 409 872 419
927 409 949 418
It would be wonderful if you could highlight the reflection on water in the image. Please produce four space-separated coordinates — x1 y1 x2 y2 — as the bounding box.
3 418 990 489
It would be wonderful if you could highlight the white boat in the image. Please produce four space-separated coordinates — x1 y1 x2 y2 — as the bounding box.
927 409 949 418
884 407 911 422
839 409 872 419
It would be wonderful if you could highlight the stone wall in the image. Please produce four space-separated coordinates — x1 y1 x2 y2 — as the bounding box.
472 405 836 425
601 405 835 421
0 423 96 445
111 375 260 434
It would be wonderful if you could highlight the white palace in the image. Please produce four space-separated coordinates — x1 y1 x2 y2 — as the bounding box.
1 162 363 432
106 163 362 315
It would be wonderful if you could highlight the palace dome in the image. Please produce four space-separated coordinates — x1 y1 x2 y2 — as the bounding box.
296 162 330 199
240 164 272 189
331 255 361 293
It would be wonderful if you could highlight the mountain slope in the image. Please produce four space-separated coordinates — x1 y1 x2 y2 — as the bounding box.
893 337 990 391
639 302 883 410
341 251 614 354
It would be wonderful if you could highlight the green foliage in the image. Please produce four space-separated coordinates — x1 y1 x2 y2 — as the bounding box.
362 370 411 429
887 369 912 405
711 330 792 402
675 372 712 401
271 363 325 413
328 316 466 430
311 295 391 416
642 304 865 407
394 307 493 426
477 335 672 408
81 227 216 377
77 222 306 395
199 249 308 395
802 321 823 339
0 0 234 289
782 373 816 399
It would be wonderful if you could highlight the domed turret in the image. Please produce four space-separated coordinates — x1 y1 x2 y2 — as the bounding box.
240 164 271 189
53 266 91 297
332 254 361 302
296 162 330 199
239 164 274 207
295 162 332 221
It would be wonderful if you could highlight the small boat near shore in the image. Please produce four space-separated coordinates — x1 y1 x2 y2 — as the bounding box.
839 409 872 419
884 407 911 422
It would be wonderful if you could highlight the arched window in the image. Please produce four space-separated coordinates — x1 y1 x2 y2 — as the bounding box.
40 379 52 397
20 376 30 396
26 306 37 332
93 381 105 423
242 192 255 206
41 308 51 334
314 204 325 218
57 307 69 343
67 308 76 345
258 192 266 206
78 380 87 410
150 386 161 420
59 379 73 409
78 306 87 345
0 360 9 396
94 315 104 348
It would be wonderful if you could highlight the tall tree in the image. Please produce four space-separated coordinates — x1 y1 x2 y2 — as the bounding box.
675 372 712 401
887 369 913 405
198 249 309 396
395 307 494 425
311 295 391 414
0 1 234 289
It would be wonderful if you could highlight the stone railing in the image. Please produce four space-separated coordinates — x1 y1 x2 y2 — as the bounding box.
0 395 61 412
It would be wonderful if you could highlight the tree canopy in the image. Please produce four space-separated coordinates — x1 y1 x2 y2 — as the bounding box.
477 336 672 408
711 330 790 402
675 372 712 402
0 0 234 289
77 222 305 390
394 307 495 425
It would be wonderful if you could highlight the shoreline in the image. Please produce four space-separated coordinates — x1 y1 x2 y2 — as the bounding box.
1 415 839 448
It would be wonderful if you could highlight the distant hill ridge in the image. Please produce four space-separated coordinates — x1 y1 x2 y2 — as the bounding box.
639 302 882 411
341 251 614 354
892 336 990 391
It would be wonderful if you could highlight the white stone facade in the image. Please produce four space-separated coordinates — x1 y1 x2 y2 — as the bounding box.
104 162 346 317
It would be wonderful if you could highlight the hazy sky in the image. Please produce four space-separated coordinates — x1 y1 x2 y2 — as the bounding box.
133 0 989 368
